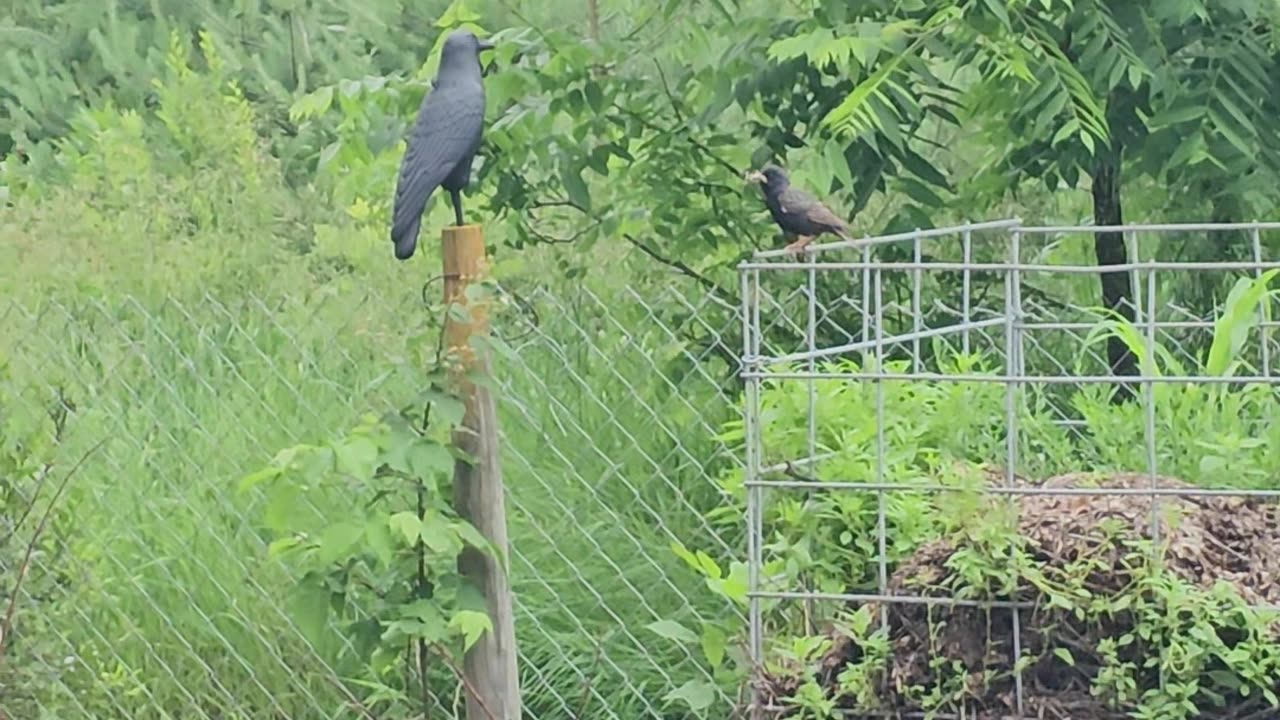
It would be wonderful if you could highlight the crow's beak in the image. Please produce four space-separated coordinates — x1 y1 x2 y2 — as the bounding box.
744 170 766 184
477 38 496 51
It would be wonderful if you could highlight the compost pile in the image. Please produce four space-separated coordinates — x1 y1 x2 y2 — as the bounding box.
759 471 1280 719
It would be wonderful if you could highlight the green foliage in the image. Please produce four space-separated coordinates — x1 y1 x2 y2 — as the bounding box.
5 0 1280 718
677 309 1280 715
238 386 497 713
0 356 68 718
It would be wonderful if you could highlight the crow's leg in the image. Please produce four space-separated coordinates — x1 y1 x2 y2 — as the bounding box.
450 189 464 226
784 235 813 255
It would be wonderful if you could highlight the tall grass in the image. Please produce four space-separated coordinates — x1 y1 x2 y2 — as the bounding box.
0 52 740 719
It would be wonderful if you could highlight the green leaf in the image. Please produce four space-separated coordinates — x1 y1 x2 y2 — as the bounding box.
408 439 454 479
317 141 341 170
365 517 396 568
237 465 282 493
1147 103 1206 130
384 618 448 644
767 30 833 62
1206 270 1279 376
419 388 466 428
823 142 854 189
436 0 483 28
402 599 446 625
712 561 749 605
450 609 493 650
315 521 364 566
452 520 492 555
694 550 721 579
584 82 604 114
419 511 458 553
701 624 727 668
981 0 1011 27
287 584 331 642
267 536 303 557
645 619 699 644
663 679 717 711
335 436 380 479
560 160 591 212
289 85 333 122
822 50 908 138
671 541 699 570
389 511 423 545
263 484 302 533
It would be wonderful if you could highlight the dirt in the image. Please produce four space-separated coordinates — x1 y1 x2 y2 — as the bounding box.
756 470 1280 719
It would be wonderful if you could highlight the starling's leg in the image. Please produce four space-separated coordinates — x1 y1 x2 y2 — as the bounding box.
784 236 813 254
450 189 464 226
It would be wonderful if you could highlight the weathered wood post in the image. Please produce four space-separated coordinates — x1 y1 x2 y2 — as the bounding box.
440 223 522 720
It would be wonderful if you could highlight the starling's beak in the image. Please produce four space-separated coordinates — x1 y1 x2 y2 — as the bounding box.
744 170 766 184
477 38 496 51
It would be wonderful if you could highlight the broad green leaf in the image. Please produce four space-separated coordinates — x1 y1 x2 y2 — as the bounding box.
408 439 454 479
559 160 591 212
701 624 727 668
450 609 493 650
671 541 700 570
389 511 423 545
267 536 303 557
237 465 282 493
335 436 380 479
365 517 397 568
263 484 302 533
419 511 457 553
452 520 493 555
315 521 364 566
694 550 721 579
287 584 331 643
663 680 718 711
712 561 749 605
645 619 698 644
384 618 448 644
401 599 447 627
419 388 466 428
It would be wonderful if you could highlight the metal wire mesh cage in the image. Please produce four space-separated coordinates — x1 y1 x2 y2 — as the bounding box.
738 219 1280 719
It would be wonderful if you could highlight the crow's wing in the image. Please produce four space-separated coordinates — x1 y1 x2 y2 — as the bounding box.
390 83 485 258
804 200 849 233
781 186 849 235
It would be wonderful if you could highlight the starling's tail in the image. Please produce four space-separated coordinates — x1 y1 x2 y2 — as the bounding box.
835 225 854 243
392 216 422 261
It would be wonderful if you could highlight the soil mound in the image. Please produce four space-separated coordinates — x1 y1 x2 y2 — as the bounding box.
760 471 1280 719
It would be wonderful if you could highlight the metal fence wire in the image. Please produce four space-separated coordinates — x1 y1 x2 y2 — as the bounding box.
738 219 1280 719
0 277 746 719
5 219 1280 720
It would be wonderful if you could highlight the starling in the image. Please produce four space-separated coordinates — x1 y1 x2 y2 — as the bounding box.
746 164 853 254
390 30 496 261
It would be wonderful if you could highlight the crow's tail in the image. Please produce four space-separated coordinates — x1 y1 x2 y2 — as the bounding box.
392 216 421 261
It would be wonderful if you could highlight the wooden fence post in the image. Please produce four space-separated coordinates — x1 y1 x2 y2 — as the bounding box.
440 224 522 720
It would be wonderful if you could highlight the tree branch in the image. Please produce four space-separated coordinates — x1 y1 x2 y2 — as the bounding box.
621 233 737 304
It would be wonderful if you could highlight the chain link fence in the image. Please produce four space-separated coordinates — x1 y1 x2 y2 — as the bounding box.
5 221 1280 719
0 272 747 719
